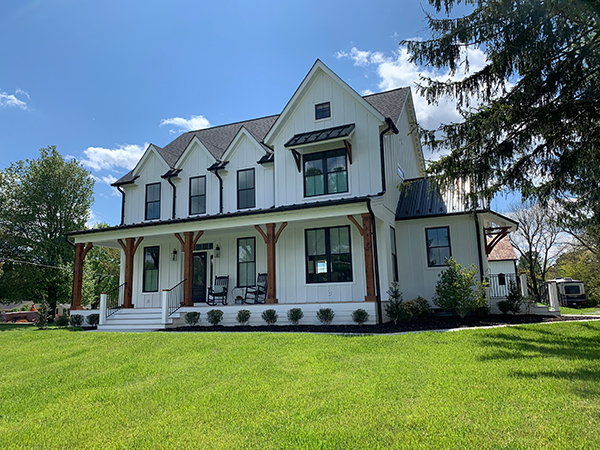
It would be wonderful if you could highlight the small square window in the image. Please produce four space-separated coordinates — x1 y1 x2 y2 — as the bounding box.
315 102 331 120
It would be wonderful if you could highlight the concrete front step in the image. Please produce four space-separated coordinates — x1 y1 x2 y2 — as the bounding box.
97 308 171 332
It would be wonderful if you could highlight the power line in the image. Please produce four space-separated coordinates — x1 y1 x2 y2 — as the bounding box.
0 257 118 278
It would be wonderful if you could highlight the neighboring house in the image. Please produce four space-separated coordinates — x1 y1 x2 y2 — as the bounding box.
67 60 525 330
487 236 519 298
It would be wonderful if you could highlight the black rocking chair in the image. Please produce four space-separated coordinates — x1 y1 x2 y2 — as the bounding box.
207 276 229 306
244 273 267 304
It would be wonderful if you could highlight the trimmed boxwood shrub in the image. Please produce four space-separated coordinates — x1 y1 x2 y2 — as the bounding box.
86 313 100 326
236 309 251 326
206 309 224 326
351 308 369 325
316 308 335 325
55 315 70 328
70 314 84 328
185 311 200 326
404 297 430 319
261 309 278 325
287 308 304 325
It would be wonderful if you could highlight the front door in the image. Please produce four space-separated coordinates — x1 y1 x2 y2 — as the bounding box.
192 252 207 303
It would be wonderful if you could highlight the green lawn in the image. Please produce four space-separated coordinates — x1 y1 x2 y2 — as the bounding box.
1 322 600 449
559 306 600 315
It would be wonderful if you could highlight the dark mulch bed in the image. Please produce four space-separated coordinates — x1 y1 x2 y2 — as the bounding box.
162 314 600 334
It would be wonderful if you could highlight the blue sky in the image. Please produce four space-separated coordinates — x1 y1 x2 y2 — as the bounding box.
0 0 513 226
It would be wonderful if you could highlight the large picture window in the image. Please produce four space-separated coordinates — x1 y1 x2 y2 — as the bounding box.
145 183 161 220
189 176 206 215
237 168 255 209
305 226 352 283
143 246 160 292
426 227 451 267
237 237 255 287
304 149 348 197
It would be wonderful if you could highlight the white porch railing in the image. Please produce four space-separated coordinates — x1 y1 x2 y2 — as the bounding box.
162 279 186 324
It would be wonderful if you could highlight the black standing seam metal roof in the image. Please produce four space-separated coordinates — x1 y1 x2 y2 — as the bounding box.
284 124 355 148
395 178 489 220
112 87 411 186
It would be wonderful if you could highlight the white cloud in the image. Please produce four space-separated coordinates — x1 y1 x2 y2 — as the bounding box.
160 114 211 133
15 88 30 99
80 143 147 171
92 174 118 185
336 45 488 132
0 88 29 110
86 209 100 228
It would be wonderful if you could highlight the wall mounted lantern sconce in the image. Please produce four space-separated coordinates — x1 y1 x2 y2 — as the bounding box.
172 249 178 261
215 245 221 258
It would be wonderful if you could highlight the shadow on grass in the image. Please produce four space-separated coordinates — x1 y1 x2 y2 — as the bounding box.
478 322 600 396
0 323 35 332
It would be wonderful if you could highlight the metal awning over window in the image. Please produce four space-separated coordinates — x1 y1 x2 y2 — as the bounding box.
284 123 355 148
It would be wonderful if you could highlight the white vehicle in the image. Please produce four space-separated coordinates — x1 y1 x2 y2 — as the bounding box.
548 278 587 308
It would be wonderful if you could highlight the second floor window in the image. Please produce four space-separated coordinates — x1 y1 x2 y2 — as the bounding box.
237 168 255 209
304 149 348 197
189 176 206 215
145 183 161 220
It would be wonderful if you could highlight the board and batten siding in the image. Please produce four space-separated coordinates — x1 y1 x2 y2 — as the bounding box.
122 150 171 224
395 215 483 304
271 71 383 206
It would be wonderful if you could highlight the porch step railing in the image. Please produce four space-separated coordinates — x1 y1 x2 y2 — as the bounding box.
162 279 186 324
106 282 126 318
488 274 519 298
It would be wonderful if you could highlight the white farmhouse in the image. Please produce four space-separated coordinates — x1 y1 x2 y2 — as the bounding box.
68 60 523 330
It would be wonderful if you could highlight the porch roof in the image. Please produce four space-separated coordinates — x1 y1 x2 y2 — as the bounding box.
67 195 372 242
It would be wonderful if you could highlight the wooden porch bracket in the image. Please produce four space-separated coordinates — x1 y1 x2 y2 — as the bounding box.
484 226 510 255
175 231 204 306
71 242 94 310
344 139 353 164
290 149 302 172
255 222 288 303
117 237 144 308
348 214 377 302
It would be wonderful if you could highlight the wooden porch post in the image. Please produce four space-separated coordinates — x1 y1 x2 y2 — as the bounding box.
175 231 203 307
117 237 144 308
255 222 287 304
71 242 93 310
348 214 377 302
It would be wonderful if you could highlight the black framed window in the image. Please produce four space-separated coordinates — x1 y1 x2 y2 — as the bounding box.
189 176 206 215
304 149 348 197
143 246 160 292
498 273 506 286
306 226 352 283
426 227 451 267
145 183 161 220
237 237 255 287
390 227 399 282
237 168 255 209
315 102 331 120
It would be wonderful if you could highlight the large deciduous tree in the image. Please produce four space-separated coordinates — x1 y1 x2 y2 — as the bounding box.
403 0 600 229
0 146 94 310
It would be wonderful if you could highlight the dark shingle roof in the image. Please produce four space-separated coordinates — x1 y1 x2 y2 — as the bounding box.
396 178 488 220
112 88 411 186
363 88 410 125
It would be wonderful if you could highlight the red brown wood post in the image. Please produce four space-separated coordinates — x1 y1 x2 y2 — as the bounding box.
118 237 143 308
361 213 377 302
175 231 203 307
71 242 93 310
255 222 287 304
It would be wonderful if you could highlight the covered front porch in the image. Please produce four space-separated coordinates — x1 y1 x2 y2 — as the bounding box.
68 198 387 329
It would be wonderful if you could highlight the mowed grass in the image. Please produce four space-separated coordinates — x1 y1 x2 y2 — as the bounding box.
559 306 600 315
1 323 600 449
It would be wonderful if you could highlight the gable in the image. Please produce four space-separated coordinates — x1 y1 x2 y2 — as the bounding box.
221 126 270 163
131 144 170 178
264 60 385 146
174 136 217 170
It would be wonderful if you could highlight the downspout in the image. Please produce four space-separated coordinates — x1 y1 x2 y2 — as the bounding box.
474 213 485 282
166 176 177 219
368 118 399 324
214 167 224 214
117 186 125 225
